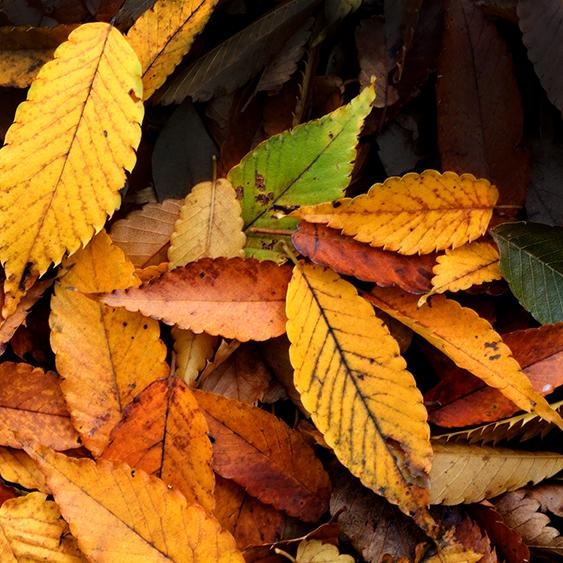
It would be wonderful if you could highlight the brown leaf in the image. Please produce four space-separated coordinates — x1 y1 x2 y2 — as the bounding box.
437 0 529 212
193 390 331 522
292 222 435 293
101 376 215 513
100 258 292 342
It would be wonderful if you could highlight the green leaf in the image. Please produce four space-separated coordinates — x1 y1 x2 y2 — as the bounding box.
227 85 375 261
491 221 563 324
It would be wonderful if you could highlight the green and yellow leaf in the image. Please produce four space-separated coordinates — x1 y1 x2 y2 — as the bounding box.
286 263 433 523
0 22 144 316
294 170 498 255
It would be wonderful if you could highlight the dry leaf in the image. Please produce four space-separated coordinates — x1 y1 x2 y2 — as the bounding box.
0 448 49 493
294 539 354 562
173 327 217 386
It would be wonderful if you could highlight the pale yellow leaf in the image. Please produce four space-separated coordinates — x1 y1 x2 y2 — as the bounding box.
294 540 354 563
127 0 219 99
173 327 217 385
419 241 502 306
430 442 563 504
0 23 143 316
294 170 498 254
286 263 434 527
0 492 84 561
168 178 245 268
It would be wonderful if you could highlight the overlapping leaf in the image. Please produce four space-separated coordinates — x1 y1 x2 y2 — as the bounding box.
173 327 217 385
26 446 244 562
0 22 144 316
366 288 563 430
286 263 433 524
294 171 498 254
100 257 292 341
126 0 218 100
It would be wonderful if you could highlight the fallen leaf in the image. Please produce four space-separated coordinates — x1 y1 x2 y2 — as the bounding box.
286 263 433 526
294 539 354 562
294 170 498 254
26 445 244 562
0 448 49 493
99 257 292 341
101 376 215 513
193 389 331 522
173 327 217 386
0 22 144 315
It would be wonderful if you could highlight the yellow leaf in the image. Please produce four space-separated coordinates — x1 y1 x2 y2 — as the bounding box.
430 442 563 504
26 446 244 562
0 22 143 316
0 492 84 562
126 0 219 100
50 232 168 455
0 447 49 493
168 178 245 268
418 241 502 306
286 263 433 524
294 170 498 254
173 327 217 385
294 540 354 563
366 288 563 430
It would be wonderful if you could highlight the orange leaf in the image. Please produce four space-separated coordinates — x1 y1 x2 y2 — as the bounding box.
99 257 292 341
193 390 331 522
0 363 79 451
25 445 244 562
0 448 49 493
101 376 215 513
291 222 435 293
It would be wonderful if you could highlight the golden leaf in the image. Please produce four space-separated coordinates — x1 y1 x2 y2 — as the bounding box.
168 178 245 268
419 241 501 305
173 327 217 385
50 232 168 455
294 170 498 254
26 446 244 562
293 540 354 563
0 448 48 493
367 288 563 430
0 22 143 316
126 0 219 100
430 442 563 504
286 263 433 523
0 492 84 561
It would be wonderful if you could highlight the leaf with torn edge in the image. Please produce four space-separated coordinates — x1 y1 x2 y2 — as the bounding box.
99 257 292 341
294 170 498 254
286 263 433 527
0 22 144 316
365 287 563 430
25 445 244 562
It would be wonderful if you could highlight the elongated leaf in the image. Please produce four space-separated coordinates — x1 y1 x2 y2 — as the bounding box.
168 179 245 268
99 257 292 341
157 0 321 104
193 389 330 522
101 376 215 513
430 442 563 505
0 23 144 316
126 0 218 100
26 446 244 562
228 86 375 261
492 221 563 324
286 263 433 525
295 170 498 254
366 288 563 430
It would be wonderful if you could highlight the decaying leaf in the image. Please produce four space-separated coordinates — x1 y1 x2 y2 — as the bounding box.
294 170 498 254
0 22 144 316
286 263 433 526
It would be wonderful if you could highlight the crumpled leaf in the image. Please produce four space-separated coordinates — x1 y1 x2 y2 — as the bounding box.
492 221 563 324
294 170 498 254
430 442 563 505
286 263 433 527
101 376 215 513
168 178 245 268
99 257 292 341
173 327 217 386
294 539 354 562
193 389 330 522
0 491 84 561
126 0 218 100
0 22 144 316
228 85 375 261
25 445 244 562
366 287 563 430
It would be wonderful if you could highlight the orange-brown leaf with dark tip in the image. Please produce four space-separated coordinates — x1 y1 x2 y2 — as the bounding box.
99 257 292 342
193 389 331 522
292 222 435 293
